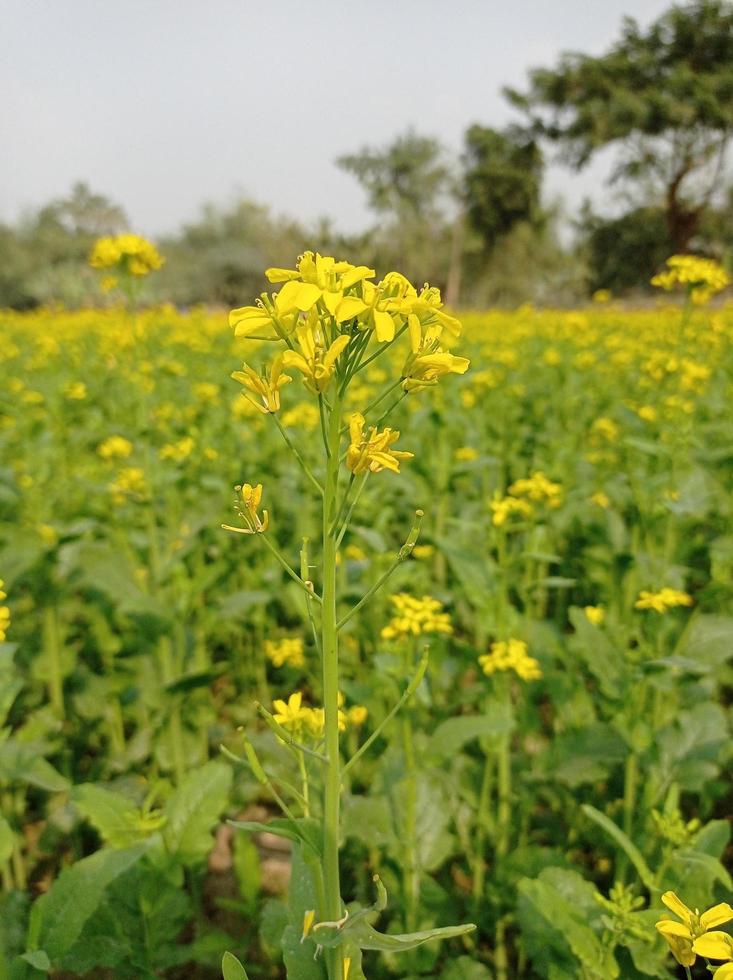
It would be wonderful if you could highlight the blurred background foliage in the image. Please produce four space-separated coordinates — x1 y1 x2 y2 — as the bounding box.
1 0 732 311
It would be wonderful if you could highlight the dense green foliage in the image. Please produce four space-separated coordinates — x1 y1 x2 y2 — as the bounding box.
1 298 733 978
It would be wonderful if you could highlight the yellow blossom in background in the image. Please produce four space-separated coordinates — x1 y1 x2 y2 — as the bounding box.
584 605 605 626
412 544 435 560
509 471 563 508
159 436 195 462
651 254 730 304
223 483 269 535
591 491 610 509
97 435 134 461
347 705 368 727
455 446 479 462
281 402 320 430
0 579 10 642
381 594 452 640
637 405 658 423
108 467 148 504
591 417 620 443
90 233 164 277
344 545 367 562
655 891 733 967
193 382 221 402
265 637 305 669
479 639 541 681
592 289 611 303
635 588 693 613
346 413 414 475
232 355 292 414
491 493 533 528
63 381 87 401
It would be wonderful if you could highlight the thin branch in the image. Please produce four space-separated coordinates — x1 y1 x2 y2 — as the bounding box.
272 413 324 496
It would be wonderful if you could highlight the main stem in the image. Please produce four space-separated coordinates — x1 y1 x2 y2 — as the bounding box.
322 393 344 980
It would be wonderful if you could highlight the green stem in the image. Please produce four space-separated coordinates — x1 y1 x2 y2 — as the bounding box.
43 606 65 720
334 474 369 548
336 510 423 631
321 391 344 980
259 534 322 602
471 747 494 913
273 414 324 496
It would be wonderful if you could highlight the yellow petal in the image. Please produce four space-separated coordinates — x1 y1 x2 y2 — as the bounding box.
276 280 321 313
335 296 368 323
656 920 693 939
229 306 272 337
661 891 694 925
282 350 311 376
693 931 733 960
714 965 733 979
323 334 350 370
373 309 395 342
265 267 299 283
322 290 342 315
408 313 422 352
701 904 733 931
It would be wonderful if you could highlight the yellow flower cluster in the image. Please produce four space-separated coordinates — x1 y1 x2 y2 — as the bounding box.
108 466 148 503
380 594 453 640
651 254 730 305
265 637 305 669
97 435 134 461
655 891 733 972
590 417 620 443
509 471 563 507
159 436 195 462
229 251 468 400
346 413 413 475
583 605 605 626
635 588 693 613
0 579 10 643
490 493 533 528
478 639 542 682
89 234 164 278
223 483 269 535
271 691 368 737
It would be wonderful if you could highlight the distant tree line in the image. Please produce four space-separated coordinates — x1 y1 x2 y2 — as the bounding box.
1 0 730 310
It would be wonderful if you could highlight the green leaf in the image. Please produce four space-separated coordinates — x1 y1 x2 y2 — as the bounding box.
222 951 249 980
282 844 327 980
20 950 51 970
442 957 492 979
229 817 321 856
581 805 657 891
316 919 476 952
72 784 145 848
427 709 514 758
163 760 232 863
0 741 69 793
26 846 145 964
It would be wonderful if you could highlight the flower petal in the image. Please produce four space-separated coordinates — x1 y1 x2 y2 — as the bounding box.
701 904 733 931
661 891 694 925
692 931 733 960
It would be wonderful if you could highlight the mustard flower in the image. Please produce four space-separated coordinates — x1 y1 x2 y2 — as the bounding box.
651 254 730 304
655 890 733 967
346 413 413 475
97 436 134 461
490 493 533 527
381 594 452 640
635 588 693 613
223 483 269 535
478 639 542 682
583 605 605 626
272 692 309 729
265 637 305 669
509 471 563 507
282 313 350 394
0 579 10 643
89 233 164 276
231 355 292 413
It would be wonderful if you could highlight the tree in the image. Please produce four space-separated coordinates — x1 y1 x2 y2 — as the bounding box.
580 204 674 293
462 125 544 254
336 130 455 288
506 0 733 252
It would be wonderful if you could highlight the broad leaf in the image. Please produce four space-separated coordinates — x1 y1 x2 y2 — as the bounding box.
163 760 232 863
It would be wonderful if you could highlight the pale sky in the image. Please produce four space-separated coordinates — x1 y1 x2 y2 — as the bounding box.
1 0 672 236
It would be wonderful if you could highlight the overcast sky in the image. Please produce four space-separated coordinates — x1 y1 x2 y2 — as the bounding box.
2 0 672 236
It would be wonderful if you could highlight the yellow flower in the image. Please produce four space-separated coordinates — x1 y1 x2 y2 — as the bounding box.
346 413 413 475
281 402 320 430
90 233 163 276
591 417 620 443
412 544 435 560
635 588 693 613
509 472 562 507
301 910 316 942
651 254 729 304
591 491 610 509
637 405 657 423
159 436 195 462
584 605 605 626
478 639 542 682
401 335 470 392
490 493 533 527
693 933 733 973
272 692 308 729
97 436 134 461
656 891 733 967
592 289 611 303
347 705 368 727
0 579 9 643
266 251 374 323
265 637 305 669
282 313 351 394
223 483 269 535
381 593 452 640
63 381 87 401
231 355 292 414
455 446 479 462
108 467 148 503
